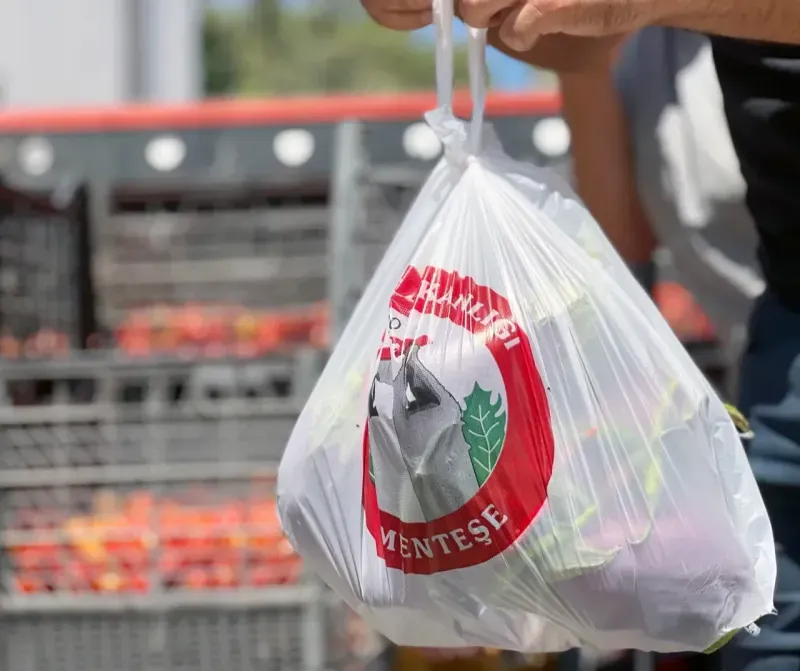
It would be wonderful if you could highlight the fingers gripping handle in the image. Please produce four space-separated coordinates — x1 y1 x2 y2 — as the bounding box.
433 0 487 154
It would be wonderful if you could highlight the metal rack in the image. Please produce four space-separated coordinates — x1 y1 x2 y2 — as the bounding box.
0 349 358 671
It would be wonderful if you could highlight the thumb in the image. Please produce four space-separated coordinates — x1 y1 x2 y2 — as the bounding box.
497 2 563 51
499 0 630 50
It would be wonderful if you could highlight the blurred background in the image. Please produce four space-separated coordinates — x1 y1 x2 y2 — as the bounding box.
0 2 720 671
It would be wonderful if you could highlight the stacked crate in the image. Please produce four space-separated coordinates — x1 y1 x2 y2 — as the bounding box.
0 179 96 354
0 127 355 669
88 182 330 361
0 95 595 671
0 350 355 671
100 183 331 327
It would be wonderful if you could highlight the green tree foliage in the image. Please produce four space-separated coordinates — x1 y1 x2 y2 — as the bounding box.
203 1 475 97
203 11 240 96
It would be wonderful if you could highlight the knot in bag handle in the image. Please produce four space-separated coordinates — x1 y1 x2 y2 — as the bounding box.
433 0 487 155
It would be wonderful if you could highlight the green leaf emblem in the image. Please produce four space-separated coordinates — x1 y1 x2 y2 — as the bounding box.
461 383 506 487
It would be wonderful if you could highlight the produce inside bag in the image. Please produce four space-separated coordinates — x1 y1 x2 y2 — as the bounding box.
277 0 776 654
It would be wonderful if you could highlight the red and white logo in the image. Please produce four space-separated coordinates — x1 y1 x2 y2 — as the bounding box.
363 265 555 575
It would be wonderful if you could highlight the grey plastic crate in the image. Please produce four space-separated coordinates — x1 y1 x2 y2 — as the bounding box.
0 460 352 671
0 351 325 610
0 596 345 671
0 179 97 349
0 405 298 478
328 123 427 339
0 350 324 480
97 184 331 327
0 474 304 592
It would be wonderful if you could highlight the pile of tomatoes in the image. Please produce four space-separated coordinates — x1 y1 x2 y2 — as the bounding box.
0 302 330 362
8 488 302 595
115 302 329 358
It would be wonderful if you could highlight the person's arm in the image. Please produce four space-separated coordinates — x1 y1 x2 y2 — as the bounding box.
480 0 800 69
489 32 656 269
659 0 800 44
558 68 657 280
486 32 625 74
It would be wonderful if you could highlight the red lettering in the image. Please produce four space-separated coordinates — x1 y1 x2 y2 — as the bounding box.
468 519 492 546
431 533 452 555
412 537 434 559
389 266 513 333
491 319 517 341
450 528 473 551
399 535 411 559
481 505 508 530
374 509 510 570
378 335 431 361
381 527 397 551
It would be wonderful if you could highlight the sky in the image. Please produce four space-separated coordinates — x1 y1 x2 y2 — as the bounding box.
413 22 537 90
209 0 537 90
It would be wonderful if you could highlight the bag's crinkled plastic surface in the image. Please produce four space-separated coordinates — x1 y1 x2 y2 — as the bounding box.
277 3 776 654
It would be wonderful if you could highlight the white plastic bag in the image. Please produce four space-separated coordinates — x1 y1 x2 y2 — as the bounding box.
277 1 776 653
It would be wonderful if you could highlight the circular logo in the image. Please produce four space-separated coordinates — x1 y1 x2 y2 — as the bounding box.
362 265 555 574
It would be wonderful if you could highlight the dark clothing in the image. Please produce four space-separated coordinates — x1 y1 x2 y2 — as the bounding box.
710 39 800 670
723 292 800 671
711 39 800 310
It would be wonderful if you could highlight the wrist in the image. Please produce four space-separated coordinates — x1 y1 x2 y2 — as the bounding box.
488 32 626 75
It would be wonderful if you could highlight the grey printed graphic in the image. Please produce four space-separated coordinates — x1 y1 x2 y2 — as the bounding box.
368 344 480 522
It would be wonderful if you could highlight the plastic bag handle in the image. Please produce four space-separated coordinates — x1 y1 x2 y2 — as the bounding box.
433 0 487 154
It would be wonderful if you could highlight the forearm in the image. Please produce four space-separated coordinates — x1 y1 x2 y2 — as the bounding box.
659 0 800 43
558 71 657 264
486 31 624 74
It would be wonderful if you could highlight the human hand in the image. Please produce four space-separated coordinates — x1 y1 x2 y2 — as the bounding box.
359 0 627 75
360 0 434 30
486 30 624 74
458 0 665 51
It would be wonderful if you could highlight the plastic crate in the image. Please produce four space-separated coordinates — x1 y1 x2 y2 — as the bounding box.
0 350 323 595
0 599 345 671
0 477 357 670
0 179 97 353
0 477 302 596
0 347 364 671
0 350 323 471
328 131 426 339
97 183 330 329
